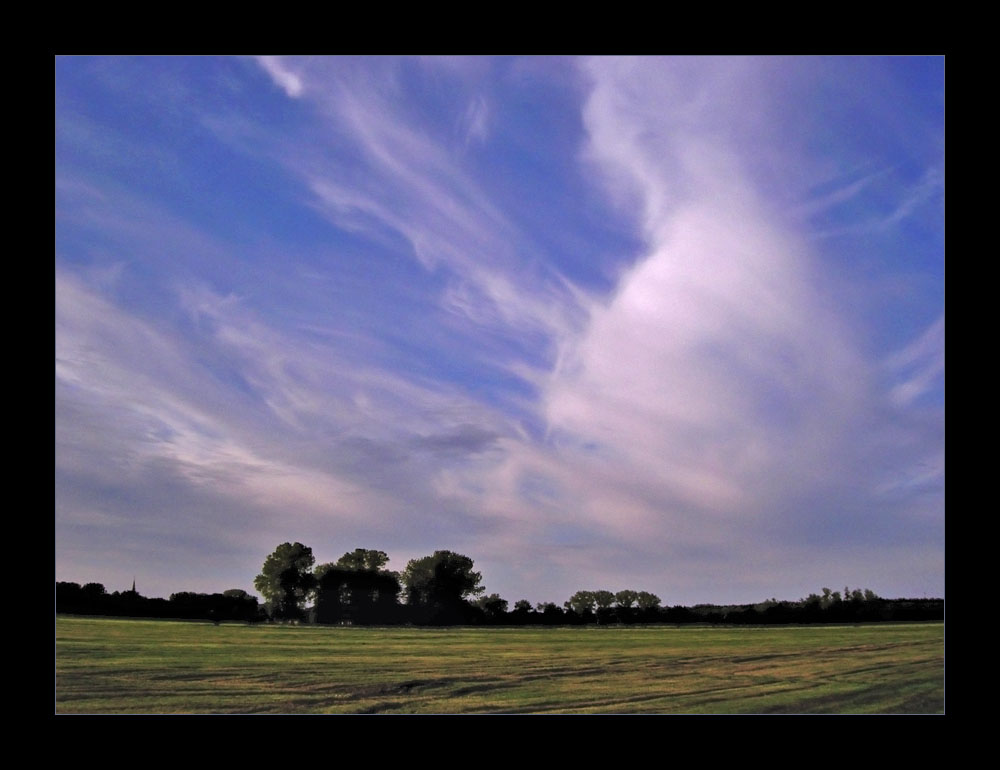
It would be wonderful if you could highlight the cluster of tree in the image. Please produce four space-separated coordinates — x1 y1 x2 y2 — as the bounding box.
253 544 486 626
675 588 944 625
250 545 944 626
558 589 663 624
58 544 944 627
55 581 261 622
165 590 260 622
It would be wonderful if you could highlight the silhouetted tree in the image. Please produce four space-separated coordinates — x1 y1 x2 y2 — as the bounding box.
353 569 402 623
56 581 84 611
168 590 260 622
313 563 401 625
611 590 638 623
536 602 565 624
335 549 390 572
254 542 316 621
402 550 484 624
475 593 509 622
802 593 823 621
221 590 260 621
511 599 534 624
82 582 107 601
565 591 596 616
313 566 349 624
591 590 616 624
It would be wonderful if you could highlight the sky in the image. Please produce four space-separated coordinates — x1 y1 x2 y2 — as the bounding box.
55 56 944 607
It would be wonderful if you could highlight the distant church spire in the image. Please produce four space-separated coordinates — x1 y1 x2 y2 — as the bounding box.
131 577 136 593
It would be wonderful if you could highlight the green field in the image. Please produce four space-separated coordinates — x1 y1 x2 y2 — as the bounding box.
55 617 943 714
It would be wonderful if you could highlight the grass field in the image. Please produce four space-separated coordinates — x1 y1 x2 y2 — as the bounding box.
55 617 943 714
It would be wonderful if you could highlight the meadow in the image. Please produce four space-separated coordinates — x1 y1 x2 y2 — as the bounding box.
55 617 943 714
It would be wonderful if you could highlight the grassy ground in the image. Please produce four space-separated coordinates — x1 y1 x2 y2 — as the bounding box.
55 617 943 714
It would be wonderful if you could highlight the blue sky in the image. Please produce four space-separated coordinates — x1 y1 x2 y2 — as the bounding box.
56 56 944 606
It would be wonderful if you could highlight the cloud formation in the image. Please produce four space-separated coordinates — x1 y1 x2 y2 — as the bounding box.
256 56 304 98
56 56 943 604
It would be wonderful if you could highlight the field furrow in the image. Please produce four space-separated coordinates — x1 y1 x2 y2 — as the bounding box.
55 618 944 714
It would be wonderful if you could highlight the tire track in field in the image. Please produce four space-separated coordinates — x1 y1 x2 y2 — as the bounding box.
446 641 942 714
486 679 813 714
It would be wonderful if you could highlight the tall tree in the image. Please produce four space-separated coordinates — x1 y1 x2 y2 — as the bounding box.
336 549 390 572
565 590 596 615
402 550 484 623
314 552 401 625
615 590 638 609
254 542 316 621
592 590 616 624
313 566 351 625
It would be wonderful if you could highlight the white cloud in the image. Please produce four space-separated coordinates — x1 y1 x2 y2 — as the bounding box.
459 95 490 147
542 59 867 516
255 56 304 98
57 266 521 546
791 167 890 221
262 57 587 360
56 56 943 605
335 56 943 604
879 165 943 229
886 315 945 408
435 57 942 605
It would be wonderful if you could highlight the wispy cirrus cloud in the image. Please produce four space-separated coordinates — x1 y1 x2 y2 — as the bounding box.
438 57 943 602
458 94 490 148
885 315 945 408
251 57 585 347
255 56 304 98
56 56 942 605
56 262 522 592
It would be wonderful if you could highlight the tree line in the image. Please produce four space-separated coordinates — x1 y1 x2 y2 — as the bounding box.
55 581 261 622
56 542 944 626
